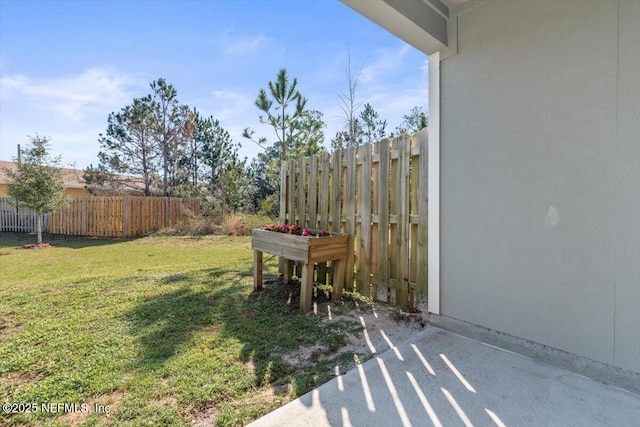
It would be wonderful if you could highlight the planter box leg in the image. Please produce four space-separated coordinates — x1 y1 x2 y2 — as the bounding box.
300 262 314 314
284 260 293 283
332 259 346 303
253 250 263 290
318 262 327 284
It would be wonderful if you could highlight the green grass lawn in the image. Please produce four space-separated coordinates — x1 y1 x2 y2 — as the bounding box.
0 233 361 426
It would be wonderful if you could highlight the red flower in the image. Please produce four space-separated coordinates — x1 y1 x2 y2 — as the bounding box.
264 223 329 237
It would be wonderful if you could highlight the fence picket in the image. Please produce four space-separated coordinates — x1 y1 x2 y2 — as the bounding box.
287 159 295 225
371 142 380 298
344 147 356 291
359 143 372 297
297 158 306 226
377 139 391 303
397 135 411 308
409 136 419 303
309 155 318 229
279 162 287 226
317 151 331 284
354 146 362 291
416 130 429 310
389 139 399 304
331 150 342 233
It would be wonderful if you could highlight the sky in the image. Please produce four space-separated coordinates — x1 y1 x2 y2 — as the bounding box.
0 0 429 169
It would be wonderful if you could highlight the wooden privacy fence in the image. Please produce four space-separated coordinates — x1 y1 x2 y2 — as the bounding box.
0 196 199 238
50 196 200 237
0 198 50 233
279 129 428 310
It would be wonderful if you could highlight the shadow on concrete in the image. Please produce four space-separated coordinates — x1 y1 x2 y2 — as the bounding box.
250 327 640 427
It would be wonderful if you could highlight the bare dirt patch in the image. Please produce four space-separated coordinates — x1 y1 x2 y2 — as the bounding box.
57 391 124 426
0 316 23 337
152 395 177 406
282 342 328 366
283 297 426 370
191 404 219 427
0 371 40 389
326 300 426 363
21 243 53 249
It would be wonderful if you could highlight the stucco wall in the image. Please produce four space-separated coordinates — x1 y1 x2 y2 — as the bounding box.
0 184 89 198
64 187 90 198
440 0 639 373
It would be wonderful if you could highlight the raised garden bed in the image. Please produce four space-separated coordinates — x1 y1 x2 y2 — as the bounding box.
251 228 349 313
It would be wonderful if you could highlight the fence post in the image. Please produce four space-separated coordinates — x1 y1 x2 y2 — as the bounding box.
81 197 87 236
297 158 306 226
309 155 318 229
123 196 130 238
165 197 170 228
377 139 390 303
344 147 356 291
279 162 287 225
330 150 343 287
330 150 342 233
287 159 295 225
359 143 372 297
416 129 429 311
279 162 287 274
396 135 411 309
317 152 330 285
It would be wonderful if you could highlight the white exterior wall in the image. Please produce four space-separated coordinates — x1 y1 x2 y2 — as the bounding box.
440 0 640 373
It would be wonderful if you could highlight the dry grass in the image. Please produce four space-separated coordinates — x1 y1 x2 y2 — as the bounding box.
157 213 275 237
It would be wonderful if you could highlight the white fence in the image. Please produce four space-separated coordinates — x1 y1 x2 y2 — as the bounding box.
0 198 50 233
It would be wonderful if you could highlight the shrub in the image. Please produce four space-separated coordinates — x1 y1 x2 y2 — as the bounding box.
221 214 250 236
156 216 218 236
157 213 277 237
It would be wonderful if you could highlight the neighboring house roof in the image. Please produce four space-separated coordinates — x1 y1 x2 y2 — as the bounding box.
0 160 86 189
0 160 149 194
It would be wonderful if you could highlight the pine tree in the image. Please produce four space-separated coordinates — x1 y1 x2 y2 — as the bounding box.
150 79 195 196
391 106 428 138
360 103 387 144
90 95 159 195
246 68 308 161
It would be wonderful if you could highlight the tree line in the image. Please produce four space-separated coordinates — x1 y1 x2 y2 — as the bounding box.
83 69 428 217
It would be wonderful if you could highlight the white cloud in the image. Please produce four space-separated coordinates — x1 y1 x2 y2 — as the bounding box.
420 58 429 75
0 68 146 167
219 31 271 56
313 43 428 140
359 44 411 84
315 86 428 143
188 87 265 160
0 68 142 121
209 88 254 120
0 125 102 168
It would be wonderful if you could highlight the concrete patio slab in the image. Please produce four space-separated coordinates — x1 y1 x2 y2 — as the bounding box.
250 326 640 427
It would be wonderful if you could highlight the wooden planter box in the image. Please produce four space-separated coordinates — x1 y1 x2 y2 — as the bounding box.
251 228 349 313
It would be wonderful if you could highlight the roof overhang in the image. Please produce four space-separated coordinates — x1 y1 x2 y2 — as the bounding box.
340 0 450 55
